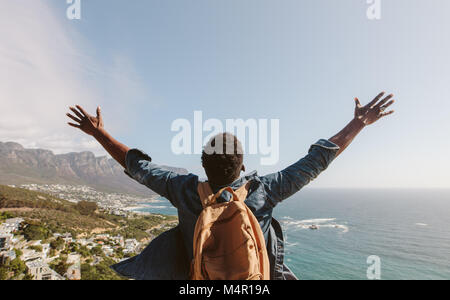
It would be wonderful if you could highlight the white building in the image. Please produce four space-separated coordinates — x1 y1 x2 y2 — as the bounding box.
111 209 127 217
1 218 24 233
95 234 110 240
66 253 81 280
42 243 50 258
123 239 140 254
0 250 16 264
91 256 102 266
102 245 114 257
26 259 65 280
30 241 51 258
22 249 44 262
0 233 12 251
110 235 124 247
62 233 73 244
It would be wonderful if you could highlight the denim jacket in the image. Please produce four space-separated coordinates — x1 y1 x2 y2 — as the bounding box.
112 139 339 280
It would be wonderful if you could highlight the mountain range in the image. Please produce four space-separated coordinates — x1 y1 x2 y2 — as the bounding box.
0 141 188 197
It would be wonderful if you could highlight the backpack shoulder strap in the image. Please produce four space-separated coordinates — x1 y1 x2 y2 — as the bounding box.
233 181 252 202
197 181 252 209
197 182 215 208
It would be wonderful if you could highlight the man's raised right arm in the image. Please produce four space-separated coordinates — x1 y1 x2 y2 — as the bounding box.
65 105 194 209
66 105 129 168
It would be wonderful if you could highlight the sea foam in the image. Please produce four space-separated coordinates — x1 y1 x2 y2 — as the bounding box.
280 217 349 233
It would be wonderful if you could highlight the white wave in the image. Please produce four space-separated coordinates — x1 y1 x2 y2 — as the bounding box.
148 200 167 204
297 218 336 224
415 223 428 226
319 224 349 233
139 199 167 204
281 218 336 226
280 217 348 233
145 206 169 209
285 241 299 247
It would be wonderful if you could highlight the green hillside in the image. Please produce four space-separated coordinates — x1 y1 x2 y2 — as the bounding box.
0 185 75 210
0 185 178 280
0 185 177 239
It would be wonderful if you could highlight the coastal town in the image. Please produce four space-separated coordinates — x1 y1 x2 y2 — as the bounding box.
0 184 178 280
15 184 163 216
0 215 149 280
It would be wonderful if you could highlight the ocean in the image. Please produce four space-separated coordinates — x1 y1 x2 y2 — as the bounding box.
135 189 450 280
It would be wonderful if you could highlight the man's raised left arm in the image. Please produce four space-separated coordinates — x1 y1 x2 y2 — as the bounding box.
330 91 395 156
261 91 396 205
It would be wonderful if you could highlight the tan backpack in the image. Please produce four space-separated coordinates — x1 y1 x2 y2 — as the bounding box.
190 181 270 280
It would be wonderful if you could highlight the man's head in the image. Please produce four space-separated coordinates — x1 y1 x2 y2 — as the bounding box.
201 133 245 186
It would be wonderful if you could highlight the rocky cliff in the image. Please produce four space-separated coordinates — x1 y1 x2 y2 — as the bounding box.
0 141 188 197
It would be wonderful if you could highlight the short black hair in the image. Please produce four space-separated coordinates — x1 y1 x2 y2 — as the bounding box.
201 133 243 186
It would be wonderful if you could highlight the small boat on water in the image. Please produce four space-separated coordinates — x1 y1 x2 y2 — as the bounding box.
309 225 318 230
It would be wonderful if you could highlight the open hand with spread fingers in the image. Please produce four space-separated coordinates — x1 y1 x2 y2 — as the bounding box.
66 105 104 136
354 92 395 126
65 105 128 167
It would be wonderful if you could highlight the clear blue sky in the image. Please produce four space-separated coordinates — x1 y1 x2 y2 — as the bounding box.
1 0 449 188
